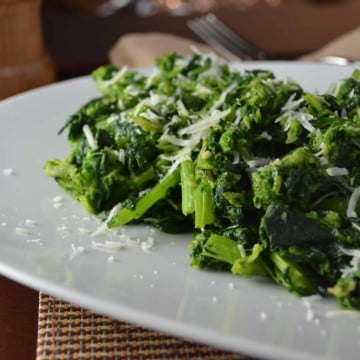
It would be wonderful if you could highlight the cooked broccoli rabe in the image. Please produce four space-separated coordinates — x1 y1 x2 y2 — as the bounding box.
45 51 360 310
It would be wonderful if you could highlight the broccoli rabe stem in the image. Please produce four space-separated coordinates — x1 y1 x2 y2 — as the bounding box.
194 177 215 229
303 92 327 112
180 160 196 216
107 169 180 228
269 252 317 296
181 162 215 229
203 233 242 264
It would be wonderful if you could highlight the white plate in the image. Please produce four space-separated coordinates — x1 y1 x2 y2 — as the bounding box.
1 62 360 360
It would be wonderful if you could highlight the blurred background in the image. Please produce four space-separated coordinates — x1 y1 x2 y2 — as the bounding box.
41 0 359 78
1 0 359 98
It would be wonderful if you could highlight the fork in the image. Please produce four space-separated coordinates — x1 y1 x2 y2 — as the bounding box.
187 13 267 61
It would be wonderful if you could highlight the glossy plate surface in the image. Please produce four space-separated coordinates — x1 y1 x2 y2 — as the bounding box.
1 62 359 360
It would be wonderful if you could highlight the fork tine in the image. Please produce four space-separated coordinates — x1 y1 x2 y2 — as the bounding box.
187 18 248 61
197 17 253 59
206 14 267 60
188 13 267 61
187 20 241 61
187 20 240 61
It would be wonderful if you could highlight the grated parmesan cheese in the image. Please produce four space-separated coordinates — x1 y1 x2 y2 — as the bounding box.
276 110 315 133
141 109 162 121
176 99 189 116
106 114 119 124
260 312 268 321
160 133 192 147
27 238 43 245
125 85 140 97
352 222 360 232
92 240 123 250
15 227 30 235
210 83 237 111
281 93 303 112
99 66 128 88
118 148 126 164
148 92 168 107
325 309 360 318
118 99 125 111
237 244 246 258
3 168 15 176
232 151 240 165
179 109 231 136
82 124 97 150
305 309 315 322
293 113 315 133
260 131 272 141
145 68 161 88
347 187 360 218
339 247 360 278
246 158 272 168
232 107 242 126
25 219 37 226
141 237 155 252
328 80 343 97
70 243 85 260
56 225 68 232
326 167 349 176
78 227 91 234
91 202 122 237
195 84 212 95
319 157 329 166
52 195 63 203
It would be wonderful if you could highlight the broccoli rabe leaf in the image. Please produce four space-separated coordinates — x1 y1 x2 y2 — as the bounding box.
59 97 119 141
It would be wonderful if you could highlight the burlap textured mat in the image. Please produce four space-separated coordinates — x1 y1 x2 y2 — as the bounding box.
36 293 253 360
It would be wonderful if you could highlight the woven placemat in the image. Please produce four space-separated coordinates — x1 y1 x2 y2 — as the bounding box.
36 293 254 360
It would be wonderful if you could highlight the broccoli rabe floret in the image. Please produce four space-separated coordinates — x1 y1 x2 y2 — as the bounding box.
329 272 360 309
189 230 266 277
251 147 325 210
260 204 360 299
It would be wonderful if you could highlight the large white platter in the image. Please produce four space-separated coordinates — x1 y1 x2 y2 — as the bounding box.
1 62 360 360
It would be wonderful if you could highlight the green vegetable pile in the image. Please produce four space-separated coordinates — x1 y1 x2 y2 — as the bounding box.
44 51 360 309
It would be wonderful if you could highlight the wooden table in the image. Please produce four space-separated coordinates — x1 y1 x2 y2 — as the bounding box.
0 276 38 359
0 1 53 356
1 1 359 358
